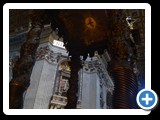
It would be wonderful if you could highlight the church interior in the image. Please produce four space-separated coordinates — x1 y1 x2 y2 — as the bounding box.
9 9 145 109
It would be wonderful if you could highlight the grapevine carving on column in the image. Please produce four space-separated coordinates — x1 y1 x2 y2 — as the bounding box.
107 10 138 108
9 10 45 109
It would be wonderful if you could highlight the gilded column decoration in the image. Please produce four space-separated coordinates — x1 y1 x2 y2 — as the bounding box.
65 55 82 109
107 10 138 108
9 10 45 109
49 60 82 109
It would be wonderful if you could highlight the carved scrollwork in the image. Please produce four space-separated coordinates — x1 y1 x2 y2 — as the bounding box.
83 61 96 73
35 46 48 60
94 60 106 86
36 46 62 64
83 59 114 95
94 60 114 93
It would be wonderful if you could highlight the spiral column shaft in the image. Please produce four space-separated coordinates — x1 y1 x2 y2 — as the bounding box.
109 65 138 108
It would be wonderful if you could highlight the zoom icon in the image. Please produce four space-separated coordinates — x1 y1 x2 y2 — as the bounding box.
136 89 158 110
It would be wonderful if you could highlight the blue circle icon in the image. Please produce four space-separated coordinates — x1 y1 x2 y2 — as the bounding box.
136 89 158 110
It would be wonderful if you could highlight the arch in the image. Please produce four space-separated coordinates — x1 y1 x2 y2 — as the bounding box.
49 59 82 109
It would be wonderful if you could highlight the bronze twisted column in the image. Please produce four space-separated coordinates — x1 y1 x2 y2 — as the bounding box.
65 55 82 109
107 10 138 109
9 10 45 109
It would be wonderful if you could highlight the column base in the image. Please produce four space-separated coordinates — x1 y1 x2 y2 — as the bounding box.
9 84 26 109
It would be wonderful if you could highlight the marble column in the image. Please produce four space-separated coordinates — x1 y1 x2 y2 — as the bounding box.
81 71 97 109
9 10 45 109
80 60 99 109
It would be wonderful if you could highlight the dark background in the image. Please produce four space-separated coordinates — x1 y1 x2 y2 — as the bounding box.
3 0 159 118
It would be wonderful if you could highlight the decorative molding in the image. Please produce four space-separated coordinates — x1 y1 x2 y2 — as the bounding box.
36 46 62 64
95 60 114 92
49 95 81 109
83 61 96 73
83 59 114 94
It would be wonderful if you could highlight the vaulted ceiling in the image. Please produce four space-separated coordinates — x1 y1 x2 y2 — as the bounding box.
9 9 145 81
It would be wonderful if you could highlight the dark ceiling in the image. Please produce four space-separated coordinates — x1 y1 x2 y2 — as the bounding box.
9 9 145 81
41 9 113 57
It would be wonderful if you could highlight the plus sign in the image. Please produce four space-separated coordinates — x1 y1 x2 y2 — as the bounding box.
142 93 153 105
137 89 158 110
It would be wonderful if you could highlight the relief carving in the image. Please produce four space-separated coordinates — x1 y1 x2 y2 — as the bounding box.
36 46 62 64
83 61 96 73
83 59 114 94
94 60 114 93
